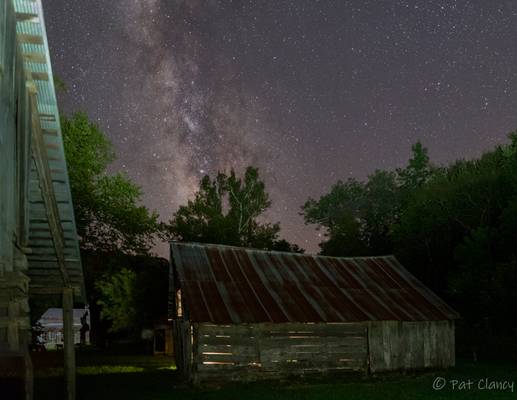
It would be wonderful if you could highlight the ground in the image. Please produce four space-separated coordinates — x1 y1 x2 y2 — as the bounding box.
33 350 516 400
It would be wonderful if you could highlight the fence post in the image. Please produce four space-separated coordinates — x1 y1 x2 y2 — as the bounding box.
63 287 76 400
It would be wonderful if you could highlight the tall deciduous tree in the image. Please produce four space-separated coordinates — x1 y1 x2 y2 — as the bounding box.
62 112 160 254
168 166 302 252
62 112 165 343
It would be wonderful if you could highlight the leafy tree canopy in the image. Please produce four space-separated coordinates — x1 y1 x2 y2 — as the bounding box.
303 134 517 358
167 166 303 252
302 141 434 256
302 169 399 256
62 112 160 254
396 141 434 190
96 268 137 333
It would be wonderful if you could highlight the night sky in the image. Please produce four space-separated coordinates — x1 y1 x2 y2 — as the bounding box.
44 1 517 254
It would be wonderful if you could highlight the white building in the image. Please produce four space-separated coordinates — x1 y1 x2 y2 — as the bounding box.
37 308 89 349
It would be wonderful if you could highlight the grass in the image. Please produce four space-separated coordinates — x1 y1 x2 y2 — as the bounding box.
33 351 516 400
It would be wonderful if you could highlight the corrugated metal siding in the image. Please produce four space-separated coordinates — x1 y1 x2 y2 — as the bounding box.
171 243 459 324
9 0 84 301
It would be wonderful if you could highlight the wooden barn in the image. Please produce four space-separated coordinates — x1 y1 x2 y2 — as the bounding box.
169 242 458 383
1 1 85 398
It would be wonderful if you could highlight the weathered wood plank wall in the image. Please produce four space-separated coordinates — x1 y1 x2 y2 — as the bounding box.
174 320 456 383
173 319 193 381
192 322 368 382
367 320 455 372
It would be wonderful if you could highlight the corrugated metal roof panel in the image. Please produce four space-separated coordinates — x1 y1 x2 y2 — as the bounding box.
170 242 459 323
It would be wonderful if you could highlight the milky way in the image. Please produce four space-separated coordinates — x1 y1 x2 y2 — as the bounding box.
45 1 517 254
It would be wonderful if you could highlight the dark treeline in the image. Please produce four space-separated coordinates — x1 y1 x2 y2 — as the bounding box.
302 137 517 360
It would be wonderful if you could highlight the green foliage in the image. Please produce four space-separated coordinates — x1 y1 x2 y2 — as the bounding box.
396 141 434 190
168 166 302 251
302 169 399 256
62 112 160 254
270 239 305 253
61 112 165 341
304 134 517 357
85 252 169 342
96 268 138 333
398 140 517 354
394 134 517 287
94 259 168 335
301 141 437 257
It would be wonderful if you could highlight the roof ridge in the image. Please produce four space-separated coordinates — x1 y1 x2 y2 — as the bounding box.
170 241 396 260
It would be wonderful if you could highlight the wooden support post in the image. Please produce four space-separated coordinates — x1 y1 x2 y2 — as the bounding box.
24 347 34 400
63 287 76 400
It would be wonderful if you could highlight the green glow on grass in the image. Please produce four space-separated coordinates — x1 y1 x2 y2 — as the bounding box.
78 366 145 375
157 365 177 371
36 365 146 377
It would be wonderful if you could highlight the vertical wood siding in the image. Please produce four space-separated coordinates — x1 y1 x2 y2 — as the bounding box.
367 320 455 372
172 319 193 381
174 321 455 383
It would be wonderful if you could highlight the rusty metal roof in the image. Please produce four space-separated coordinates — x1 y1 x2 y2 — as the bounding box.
170 242 459 323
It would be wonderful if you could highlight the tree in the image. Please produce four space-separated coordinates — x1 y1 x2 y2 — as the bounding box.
61 112 165 343
302 170 399 256
91 256 169 338
83 252 169 344
362 170 400 252
96 268 138 334
270 239 305 253
62 112 160 254
302 142 436 257
168 166 302 251
396 141 434 191
302 135 517 359
393 138 514 288
393 134 517 358
304 135 517 359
